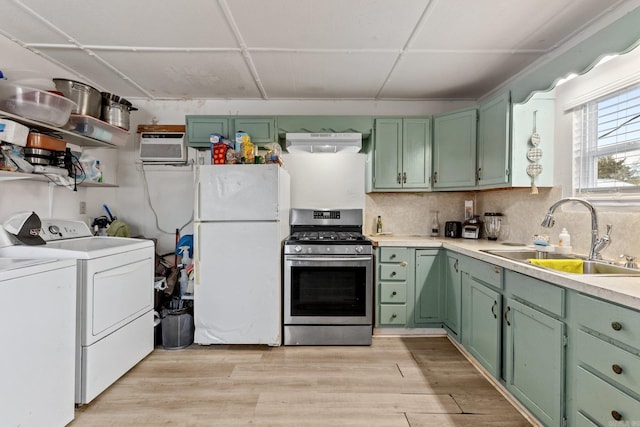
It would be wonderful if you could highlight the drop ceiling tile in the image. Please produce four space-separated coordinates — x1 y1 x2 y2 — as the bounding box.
19 0 238 47
251 51 398 99
227 0 429 49
36 48 259 99
381 52 541 99
0 1 69 44
411 0 608 50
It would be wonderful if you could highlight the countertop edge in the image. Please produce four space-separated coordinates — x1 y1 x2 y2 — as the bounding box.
368 235 640 311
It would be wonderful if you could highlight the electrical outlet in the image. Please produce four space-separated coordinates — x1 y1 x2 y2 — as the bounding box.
79 201 86 214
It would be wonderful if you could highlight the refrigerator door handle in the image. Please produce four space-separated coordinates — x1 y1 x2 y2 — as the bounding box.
194 222 200 285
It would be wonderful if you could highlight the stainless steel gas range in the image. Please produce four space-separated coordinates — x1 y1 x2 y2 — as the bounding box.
283 208 373 345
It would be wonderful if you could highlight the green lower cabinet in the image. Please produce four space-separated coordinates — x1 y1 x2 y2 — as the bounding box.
443 253 461 338
376 247 411 328
461 273 502 377
504 298 565 427
414 249 443 325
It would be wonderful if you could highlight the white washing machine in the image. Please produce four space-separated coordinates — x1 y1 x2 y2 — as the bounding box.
0 256 77 426
0 219 155 405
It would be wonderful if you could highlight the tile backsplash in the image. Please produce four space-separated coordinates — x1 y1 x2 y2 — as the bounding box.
366 186 640 262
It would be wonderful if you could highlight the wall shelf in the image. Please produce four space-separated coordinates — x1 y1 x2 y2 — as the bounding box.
0 109 125 149
0 170 117 187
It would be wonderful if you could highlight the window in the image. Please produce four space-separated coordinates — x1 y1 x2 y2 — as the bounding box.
573 84 640 199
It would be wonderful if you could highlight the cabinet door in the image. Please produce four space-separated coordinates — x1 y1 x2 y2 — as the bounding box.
433 108 477 189
462 273 501 377
232 117 277 144
444 254 461 336
373 118 402 189
414 249 443 324
478 92 510 188
186 116 229 147
402 118 431 189
277 116 373 137
504 298 565 427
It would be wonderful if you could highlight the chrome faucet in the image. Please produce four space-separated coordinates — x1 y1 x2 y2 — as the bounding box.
540 197 612 260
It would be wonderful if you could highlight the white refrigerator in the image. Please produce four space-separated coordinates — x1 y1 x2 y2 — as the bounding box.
193 164 290 345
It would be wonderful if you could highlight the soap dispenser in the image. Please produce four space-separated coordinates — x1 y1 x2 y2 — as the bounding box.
557 228 572 254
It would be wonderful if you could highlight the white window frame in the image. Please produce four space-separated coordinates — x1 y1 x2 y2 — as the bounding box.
572 83 640 204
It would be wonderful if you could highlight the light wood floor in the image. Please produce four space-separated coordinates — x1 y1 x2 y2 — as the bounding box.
71 336 533 426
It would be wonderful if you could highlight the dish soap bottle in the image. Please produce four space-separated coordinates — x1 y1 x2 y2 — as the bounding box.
558 228 570 247
431 211 439 237
376 216 383 234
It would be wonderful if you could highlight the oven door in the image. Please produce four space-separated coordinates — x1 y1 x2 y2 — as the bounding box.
284 255 373 325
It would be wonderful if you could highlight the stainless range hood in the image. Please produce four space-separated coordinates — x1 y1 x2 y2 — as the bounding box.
285 133 362 153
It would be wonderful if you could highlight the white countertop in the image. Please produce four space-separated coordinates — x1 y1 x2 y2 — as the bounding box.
368 234 640 311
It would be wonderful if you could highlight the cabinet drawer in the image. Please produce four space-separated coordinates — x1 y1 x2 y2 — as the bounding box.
379 305 407 325
577 329 640 392
576 366 640 426
379 247 409 263
505 270 565 317
575 293 640 349
466 257 503 289
380 282 407 303
379 265 407 281
575 412 599 427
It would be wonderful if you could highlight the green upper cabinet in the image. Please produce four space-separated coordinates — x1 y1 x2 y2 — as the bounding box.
277 116 373 138
414 249 443 325
186 115 229 148
371 117 431 191
432 108 477 189
231 117 277 145
477 92 511 188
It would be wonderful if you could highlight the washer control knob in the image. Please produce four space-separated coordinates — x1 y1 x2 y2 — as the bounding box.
48 225 60 235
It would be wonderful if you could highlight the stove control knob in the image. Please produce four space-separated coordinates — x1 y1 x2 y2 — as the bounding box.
294 245 302 253
355 245 364 253
48 225 60 235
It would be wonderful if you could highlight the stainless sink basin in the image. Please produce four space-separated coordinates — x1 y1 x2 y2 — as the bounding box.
480 249 583 261
481 249 640 276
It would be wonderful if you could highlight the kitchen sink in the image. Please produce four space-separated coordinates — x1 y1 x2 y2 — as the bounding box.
480 249 583 261
481 249 640 276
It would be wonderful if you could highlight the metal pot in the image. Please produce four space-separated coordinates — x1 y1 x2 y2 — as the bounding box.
100 92 137 130
53 78 102 118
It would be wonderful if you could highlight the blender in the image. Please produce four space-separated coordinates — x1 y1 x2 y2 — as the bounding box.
484 212 503 240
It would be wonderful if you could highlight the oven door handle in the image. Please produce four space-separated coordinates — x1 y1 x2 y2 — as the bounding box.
286 256 372 262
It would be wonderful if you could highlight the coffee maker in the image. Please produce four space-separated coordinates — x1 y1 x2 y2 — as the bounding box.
462 215 481 239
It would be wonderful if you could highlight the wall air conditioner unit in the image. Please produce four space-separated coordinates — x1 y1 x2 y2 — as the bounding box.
285 133 362 153
139 132 186 163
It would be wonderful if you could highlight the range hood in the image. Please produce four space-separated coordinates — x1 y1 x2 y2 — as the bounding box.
285 133 362 153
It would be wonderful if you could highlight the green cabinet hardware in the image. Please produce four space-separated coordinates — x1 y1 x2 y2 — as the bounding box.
443 252 461 337
477 92 510 188
461 271 502 377
372 117 431 191
414 249 443 324
432 108 477 189
504 297 565 427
